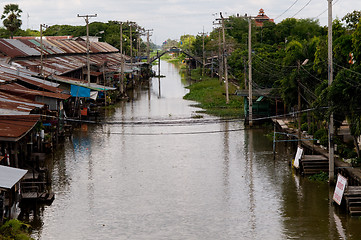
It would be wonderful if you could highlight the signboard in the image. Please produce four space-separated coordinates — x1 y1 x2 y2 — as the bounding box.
293 147 303 169
333 174 347 205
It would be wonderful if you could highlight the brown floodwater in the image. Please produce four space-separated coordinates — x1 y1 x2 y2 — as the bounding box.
23 61 361 240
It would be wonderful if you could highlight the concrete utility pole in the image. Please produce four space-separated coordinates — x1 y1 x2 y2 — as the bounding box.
220 12 229 104
198 27 206 77
248 15 253 127
77 14 97 86
146 29 153 64
40 24 48 77
328 0 335 183
119 21 124 95
128 21 135 84
218 27 223 85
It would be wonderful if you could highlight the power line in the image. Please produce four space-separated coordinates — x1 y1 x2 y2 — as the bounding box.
314 0 340 19
291 0 313 18
274 0 300 20
96 128 246 136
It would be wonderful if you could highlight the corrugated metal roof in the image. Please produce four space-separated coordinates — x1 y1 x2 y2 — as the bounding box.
0 91 44 109
0 37 118 58
0 83 71 100
0 114 40 142
4 39 40 56
0 39 26 58
49 75 116 91
0 63 61 92
13 53 129 77
0 165 27 189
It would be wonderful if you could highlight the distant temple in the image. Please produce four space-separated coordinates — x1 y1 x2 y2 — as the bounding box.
254 9 274 27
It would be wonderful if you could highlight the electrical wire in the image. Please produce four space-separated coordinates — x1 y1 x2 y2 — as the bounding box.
334 62 361 78
274 0 299 20
96 128 246 136
291 0 313 18
314 0 340 19
300 65 324 83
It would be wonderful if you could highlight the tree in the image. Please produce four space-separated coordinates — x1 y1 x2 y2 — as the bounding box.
1 4 22 39
342 10 361 31
327 66 361 157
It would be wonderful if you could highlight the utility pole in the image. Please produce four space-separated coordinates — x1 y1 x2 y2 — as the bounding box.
146 29 153 64
77 14 97 86
328 0 334 183
220 12 229 104
119 21 124 95
298 61 302 147
128 21 135 85
40 24 48 77
218 27 223 85
198 27 206 77
248 15 253 127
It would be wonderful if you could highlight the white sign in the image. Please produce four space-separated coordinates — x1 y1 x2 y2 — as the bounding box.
333 174 347 205
293 147 303 169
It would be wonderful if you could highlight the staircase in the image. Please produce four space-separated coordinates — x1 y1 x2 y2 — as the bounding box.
344 186 361 216
300 155 329 175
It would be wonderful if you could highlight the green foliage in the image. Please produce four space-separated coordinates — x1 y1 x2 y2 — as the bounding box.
308 171 328 182
312 127 328 146
1 4 22 39
0 219 33 240
301 122 308 132
183 74 243 117
179 34 195 51
351 157 361 167
342 10 361 31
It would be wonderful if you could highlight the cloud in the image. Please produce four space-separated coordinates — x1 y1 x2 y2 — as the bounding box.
0 0 359 44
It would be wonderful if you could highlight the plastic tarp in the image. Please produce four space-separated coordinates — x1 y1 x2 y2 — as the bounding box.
293 147 303 169
71 85 91 98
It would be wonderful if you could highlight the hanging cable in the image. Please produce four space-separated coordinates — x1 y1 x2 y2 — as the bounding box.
291 0 313 18
274 0 300 20
314 0 340 19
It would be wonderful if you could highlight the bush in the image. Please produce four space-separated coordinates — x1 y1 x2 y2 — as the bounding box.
314 128 327 144
308 171 329 182
0 219 33 240
319 135 328 146
301 122 308 132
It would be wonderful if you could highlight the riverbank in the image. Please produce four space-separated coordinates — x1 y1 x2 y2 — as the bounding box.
274 118 361 186
181 68 243 118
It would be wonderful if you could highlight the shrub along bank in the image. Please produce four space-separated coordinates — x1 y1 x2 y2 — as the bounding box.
183 68 243 118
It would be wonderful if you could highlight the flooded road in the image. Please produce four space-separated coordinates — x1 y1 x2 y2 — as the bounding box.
28 61 361 239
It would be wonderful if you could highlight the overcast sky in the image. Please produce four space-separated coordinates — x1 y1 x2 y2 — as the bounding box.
1 0 360 44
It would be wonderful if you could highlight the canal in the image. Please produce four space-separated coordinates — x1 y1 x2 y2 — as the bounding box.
26 61 361 239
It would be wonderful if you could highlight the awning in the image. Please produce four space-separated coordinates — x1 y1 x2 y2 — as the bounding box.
71 85 91 98
0 165 27 189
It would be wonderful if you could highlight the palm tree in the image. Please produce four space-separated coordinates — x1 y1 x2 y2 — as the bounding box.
1 4 22 39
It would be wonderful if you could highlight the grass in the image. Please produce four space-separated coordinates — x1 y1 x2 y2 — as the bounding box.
308 171 329 182
0 219 33 240
183 69 244 118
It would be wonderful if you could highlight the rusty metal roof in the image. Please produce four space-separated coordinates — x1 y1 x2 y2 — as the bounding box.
13 53 129 77
0 90 44 115
0 82 71 100
0 115 40 142
49 74 116 91
0 63 61 93
0 37 119 58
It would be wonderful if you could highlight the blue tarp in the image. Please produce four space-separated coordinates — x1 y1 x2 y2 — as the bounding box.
71 85 91 98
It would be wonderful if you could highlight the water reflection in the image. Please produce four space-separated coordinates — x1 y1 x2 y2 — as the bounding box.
23 61 361 240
